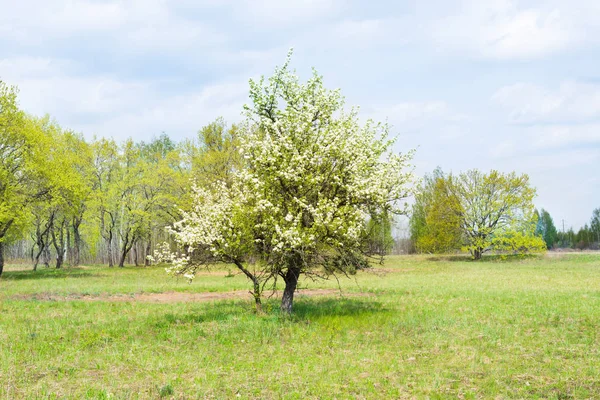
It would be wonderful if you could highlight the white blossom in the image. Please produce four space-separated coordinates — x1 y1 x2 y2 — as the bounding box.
161 51 414 287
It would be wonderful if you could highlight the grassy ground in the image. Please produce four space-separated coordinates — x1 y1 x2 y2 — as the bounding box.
1 254 599 399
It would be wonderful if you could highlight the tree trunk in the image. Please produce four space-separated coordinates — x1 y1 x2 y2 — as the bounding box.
233 260 263 313
33 244 44 271
281 266 301 314
473 248 483 260
118 247 127 268
0 220 14 277
0 241 5 277
73 218 82 266
252 279 262 313
144 240 152 267
51 218 66 269
107 231 114 267
33 214 53 271
118 234 135 268
66 225 71 265
43 245 51 268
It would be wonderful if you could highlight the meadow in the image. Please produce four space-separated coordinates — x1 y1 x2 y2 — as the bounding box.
0 254 599 399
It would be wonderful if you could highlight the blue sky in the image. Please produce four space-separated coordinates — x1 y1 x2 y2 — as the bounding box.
1 0 599 230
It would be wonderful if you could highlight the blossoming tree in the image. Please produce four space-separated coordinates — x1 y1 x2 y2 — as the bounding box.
159 53 413 313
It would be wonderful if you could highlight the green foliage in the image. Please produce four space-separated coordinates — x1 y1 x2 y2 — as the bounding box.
409 167 444 250
535 208 559 249
446 169 545 259
590 208 600 247
161 53 414 313
364 210 395 256
412 172 462 254
574 224 594 250
0 82 54 273
187 117 242 188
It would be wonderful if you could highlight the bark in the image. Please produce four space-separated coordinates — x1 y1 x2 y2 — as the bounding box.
101 210 115 267
33 238 44 271
252 279 262 313
51 218 67 269
118 230 136 268
233 260 262 313
30 241 35 263
43 245 51 268
473 248 483 260
118 246 128 268
107 230 114 267
144 240 152 267
0 220 14 277
0 241 4 277
281 266 301 314
72 217 82 266
33 213 54 271
66 226 71 265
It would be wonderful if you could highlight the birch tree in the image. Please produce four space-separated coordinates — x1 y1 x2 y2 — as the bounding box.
0 83 50 276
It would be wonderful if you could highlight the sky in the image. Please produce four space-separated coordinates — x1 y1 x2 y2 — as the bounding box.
1 0 599 230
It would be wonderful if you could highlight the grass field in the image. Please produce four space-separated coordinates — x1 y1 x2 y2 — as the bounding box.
1 254 599 399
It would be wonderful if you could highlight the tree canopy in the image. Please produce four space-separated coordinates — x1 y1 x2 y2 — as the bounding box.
155 53 414 313
446 170 546 259
535 208 559 249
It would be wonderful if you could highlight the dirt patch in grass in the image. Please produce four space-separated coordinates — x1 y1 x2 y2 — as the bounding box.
11 289 370 303
364 267 416 275
546 250 600 257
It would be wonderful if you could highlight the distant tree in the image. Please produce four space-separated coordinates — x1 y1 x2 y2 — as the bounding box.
62 131 95 267
136 134 186 266
0 83 51 276
191 118 242 187
575 224 592 250
446 170 546 260
155 53 414 313
591 208 600 246
557 228 576 249
89 138 121 267
364 210 395 257
412 175 462 254
137 133 176 161
535 209 559 249
409 167 439 248
410 167 463 254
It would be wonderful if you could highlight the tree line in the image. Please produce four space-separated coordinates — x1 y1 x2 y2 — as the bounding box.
1 78 263 275
1 81 394 278
4 51 596 313
410 167 600 256
535 208 600 250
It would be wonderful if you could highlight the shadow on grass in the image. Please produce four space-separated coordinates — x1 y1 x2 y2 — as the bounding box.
155 297 385 326
1 268 100 281
286 297 386 320
154 301 250 327
427 253 543 263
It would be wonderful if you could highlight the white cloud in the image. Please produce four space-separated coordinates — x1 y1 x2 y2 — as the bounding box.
0 54 249 141
0 0 226 51
232 0 345 27
0 56 151 117
369 101 469 126
73 79 248 141
529 124 600 149
492 81 600 123
429 0 598 60
331 18 403 45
